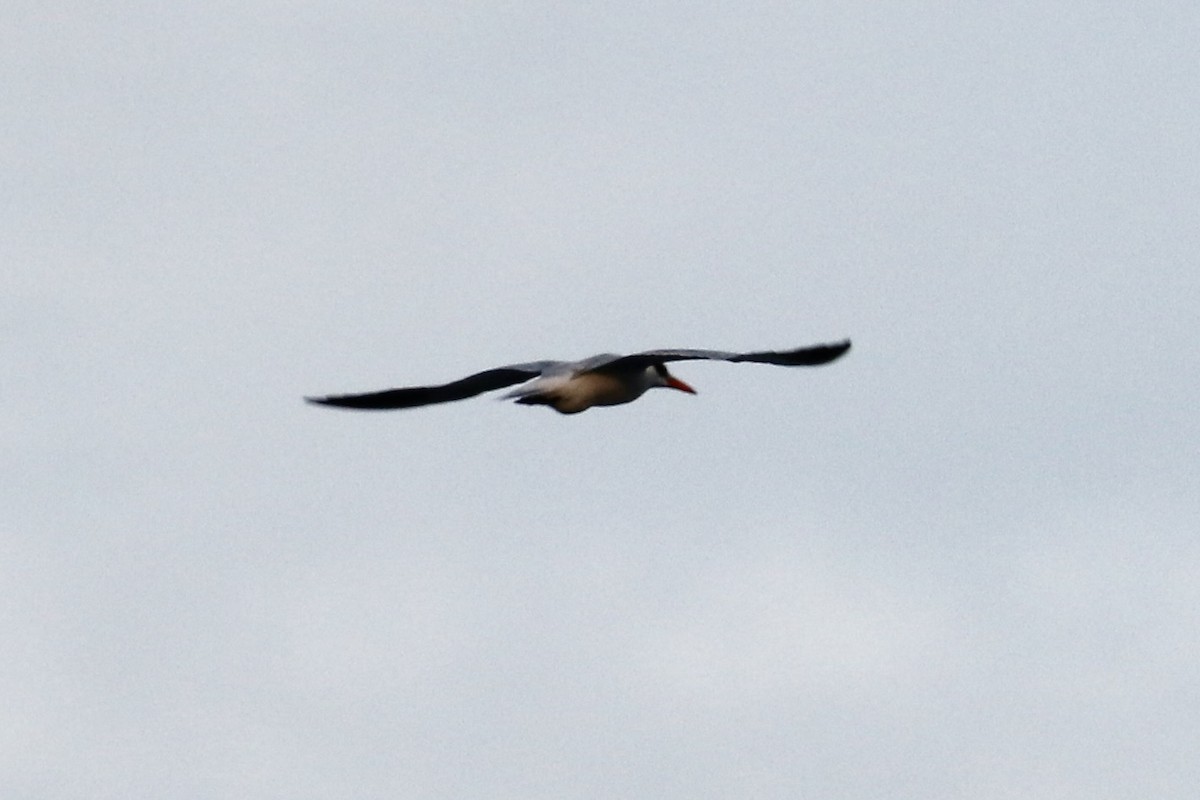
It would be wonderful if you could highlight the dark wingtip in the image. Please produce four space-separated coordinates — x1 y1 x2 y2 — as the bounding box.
789 339 852 366
822 339 852 364
304 394 381 409
305 395 349 409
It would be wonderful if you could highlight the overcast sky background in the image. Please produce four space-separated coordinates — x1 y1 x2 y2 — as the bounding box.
5 2 1199 798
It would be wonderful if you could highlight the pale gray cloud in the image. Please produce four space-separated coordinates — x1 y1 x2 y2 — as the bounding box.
4 2 1198 798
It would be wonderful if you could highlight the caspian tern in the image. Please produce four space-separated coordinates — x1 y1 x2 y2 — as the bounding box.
306 339 850 415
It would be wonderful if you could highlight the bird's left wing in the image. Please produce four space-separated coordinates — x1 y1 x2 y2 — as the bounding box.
306 361 558 410
595 340 851 371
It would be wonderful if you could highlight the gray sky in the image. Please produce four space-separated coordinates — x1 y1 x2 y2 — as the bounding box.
5 2 1199 798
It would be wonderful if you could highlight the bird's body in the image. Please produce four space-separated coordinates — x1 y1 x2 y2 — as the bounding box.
306 340 850 415
506 361 693 413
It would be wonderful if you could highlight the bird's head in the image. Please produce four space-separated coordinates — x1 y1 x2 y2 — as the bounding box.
651 363 697 395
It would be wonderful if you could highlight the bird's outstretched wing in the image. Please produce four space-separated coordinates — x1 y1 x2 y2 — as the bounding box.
595 340 851 372
305 361 557 410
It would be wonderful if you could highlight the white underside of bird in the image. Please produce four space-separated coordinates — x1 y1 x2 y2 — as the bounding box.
502 362 696 414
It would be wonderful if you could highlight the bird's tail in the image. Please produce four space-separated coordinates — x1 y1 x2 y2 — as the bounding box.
511 393 555 407
503 377 557 403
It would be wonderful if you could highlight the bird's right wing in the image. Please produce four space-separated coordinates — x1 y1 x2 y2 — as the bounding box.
598 340 852 371
306 361 558 410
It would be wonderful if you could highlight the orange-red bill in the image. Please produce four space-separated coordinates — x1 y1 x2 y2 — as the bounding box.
666 377 697 394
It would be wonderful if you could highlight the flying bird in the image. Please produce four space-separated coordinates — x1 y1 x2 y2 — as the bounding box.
306 339 850 415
